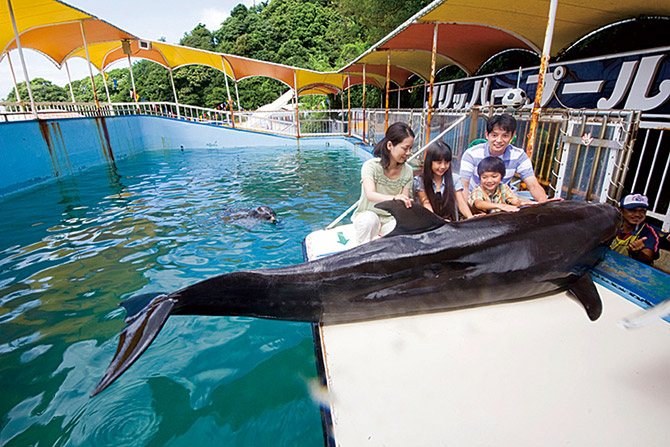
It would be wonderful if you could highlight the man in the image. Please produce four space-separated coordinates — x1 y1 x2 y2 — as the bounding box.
610 194 661 265
459 114 547 203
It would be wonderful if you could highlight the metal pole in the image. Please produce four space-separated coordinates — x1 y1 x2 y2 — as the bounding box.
6 52 24 110
293 69 300 138
64 59 76 103
221 57 235 127
127 54 138 106
362 64 366 144
234 79 241 112
79 21 99 108
7 0 37 118
426 22 439 145
527 0 558 157
408 114 468 163
347 74 351 136
168 67 180 118
385 50 391 132
100 68 111 103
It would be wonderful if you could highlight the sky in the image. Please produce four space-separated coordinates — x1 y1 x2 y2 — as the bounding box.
0 0 258 99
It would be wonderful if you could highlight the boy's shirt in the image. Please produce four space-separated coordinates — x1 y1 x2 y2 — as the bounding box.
468 183 518 212
459 142 535 193
610 222 661 264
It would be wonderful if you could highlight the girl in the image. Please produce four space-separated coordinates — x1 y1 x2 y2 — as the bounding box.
414 140 473 221
352 122 415 244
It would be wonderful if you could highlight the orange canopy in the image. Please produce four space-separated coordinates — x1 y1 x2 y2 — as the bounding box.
0 0 135 67
340 0 670 84
4 0 670 97
1 0 347 96
67 39 348 95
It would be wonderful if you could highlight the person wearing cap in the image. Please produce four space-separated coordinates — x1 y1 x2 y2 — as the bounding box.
610 194 661 264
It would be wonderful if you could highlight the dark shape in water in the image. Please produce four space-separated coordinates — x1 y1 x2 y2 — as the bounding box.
92 200 620 396
221 205 278 224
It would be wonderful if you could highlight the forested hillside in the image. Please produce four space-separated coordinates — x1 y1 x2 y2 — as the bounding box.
4 0 431 109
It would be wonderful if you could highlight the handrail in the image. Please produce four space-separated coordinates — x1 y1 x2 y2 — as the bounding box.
407 114 469 163
326 200 360 230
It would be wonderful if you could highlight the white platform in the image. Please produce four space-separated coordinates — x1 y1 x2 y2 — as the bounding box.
317 285 670 446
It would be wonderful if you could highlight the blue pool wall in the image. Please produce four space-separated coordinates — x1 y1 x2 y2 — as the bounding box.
0 115 322 198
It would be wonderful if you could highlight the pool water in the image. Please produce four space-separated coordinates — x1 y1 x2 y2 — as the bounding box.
0 141 365 446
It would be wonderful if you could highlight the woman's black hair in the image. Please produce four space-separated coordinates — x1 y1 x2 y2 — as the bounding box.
373 122 415 169
422 140 457 220
477 156 506 177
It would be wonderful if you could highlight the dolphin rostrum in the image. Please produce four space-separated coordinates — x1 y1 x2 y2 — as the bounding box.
92 200 620 396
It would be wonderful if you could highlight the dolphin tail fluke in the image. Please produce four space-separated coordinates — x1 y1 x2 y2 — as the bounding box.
567 274 602 321
91 294 175 397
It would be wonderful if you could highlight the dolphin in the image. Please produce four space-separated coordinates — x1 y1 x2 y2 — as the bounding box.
91 200 620 396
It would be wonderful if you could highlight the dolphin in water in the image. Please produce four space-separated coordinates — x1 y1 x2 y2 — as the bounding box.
92 200 620 396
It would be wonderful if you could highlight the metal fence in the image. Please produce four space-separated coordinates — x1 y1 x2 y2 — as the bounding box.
624 118 670 230
1 100 666 229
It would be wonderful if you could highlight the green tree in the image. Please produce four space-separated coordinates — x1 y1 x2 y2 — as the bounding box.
336 0 432 43
5 78 68 102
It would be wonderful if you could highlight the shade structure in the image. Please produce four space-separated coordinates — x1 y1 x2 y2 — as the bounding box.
5 0 670 103
1 0 348 97
340 0 670 84
67 39 348 95
0 0 135 67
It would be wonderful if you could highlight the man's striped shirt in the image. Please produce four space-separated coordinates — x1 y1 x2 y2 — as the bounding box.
459 142 535 193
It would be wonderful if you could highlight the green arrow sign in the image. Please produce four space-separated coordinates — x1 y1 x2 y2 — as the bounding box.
336 232 349 245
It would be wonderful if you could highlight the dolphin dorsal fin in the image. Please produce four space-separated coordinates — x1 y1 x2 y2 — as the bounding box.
375 200 446 237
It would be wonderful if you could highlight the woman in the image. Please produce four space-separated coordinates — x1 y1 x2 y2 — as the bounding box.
352 122 415 244
414 140 473 221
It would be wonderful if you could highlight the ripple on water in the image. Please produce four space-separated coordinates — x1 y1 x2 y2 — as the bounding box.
0 143 365 446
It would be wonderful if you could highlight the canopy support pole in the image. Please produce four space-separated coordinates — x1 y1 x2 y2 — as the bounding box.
527 0 558 157
7 0 37 118
234 80 241 112
347 74 351 137
426 22 438 145
6 52 24 111
127 54 138 107
79 21 99 108
221 57 235 127
293 69 300 138
385 50 390 132
100 68 111 104
64 60 76 103
362 64 366 144
168 68 180 118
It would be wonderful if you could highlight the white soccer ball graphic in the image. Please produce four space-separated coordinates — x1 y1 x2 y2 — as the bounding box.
502 88 527 107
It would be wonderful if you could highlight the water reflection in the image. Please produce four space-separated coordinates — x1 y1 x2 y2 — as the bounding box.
0 142 363 446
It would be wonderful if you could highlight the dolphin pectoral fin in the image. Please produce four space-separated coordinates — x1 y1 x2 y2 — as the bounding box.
375 200 446 236
91 295 175 397
567 274 602 321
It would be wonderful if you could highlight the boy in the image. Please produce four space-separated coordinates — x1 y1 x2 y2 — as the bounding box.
459 113 547 203
468 156 533 213
610 194 660 265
